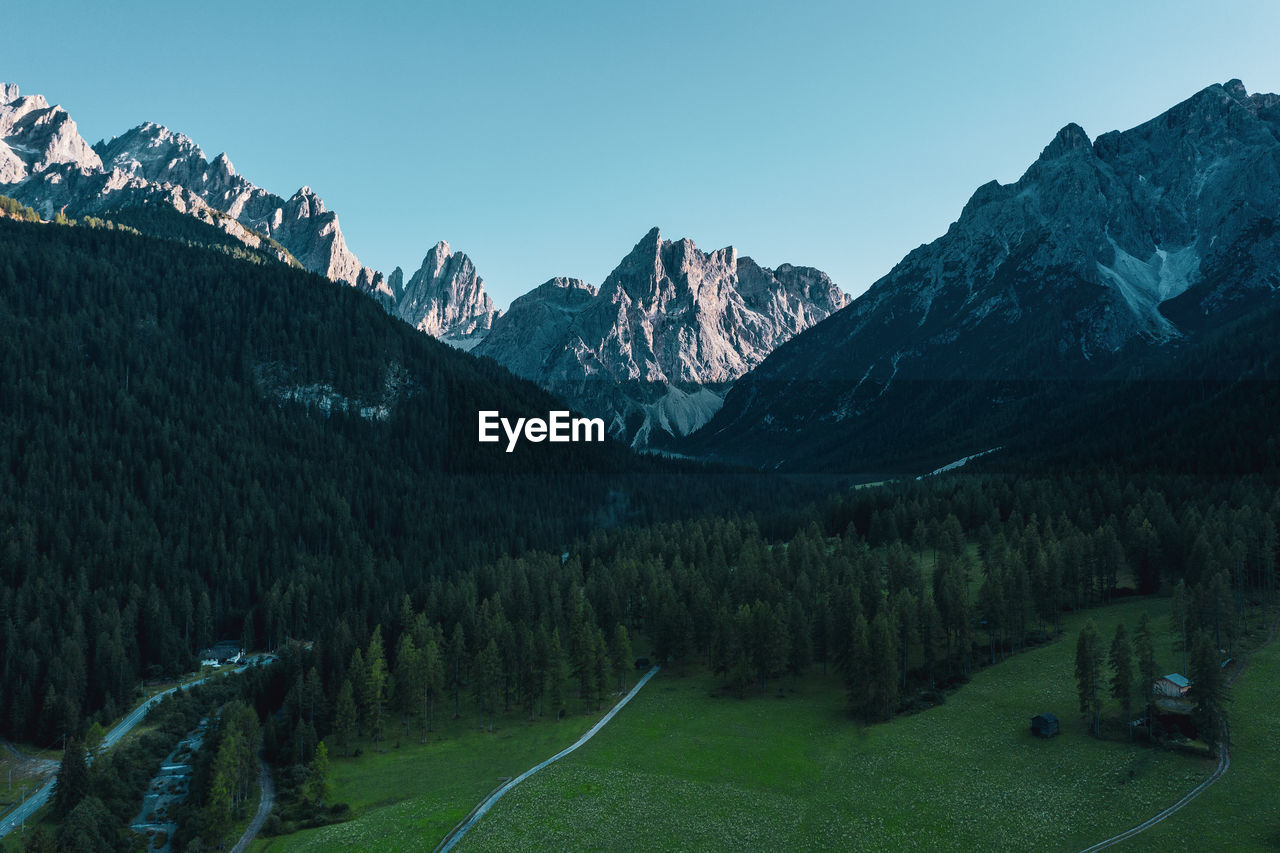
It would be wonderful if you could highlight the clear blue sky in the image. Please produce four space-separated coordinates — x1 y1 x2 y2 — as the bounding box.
11 0 1280 306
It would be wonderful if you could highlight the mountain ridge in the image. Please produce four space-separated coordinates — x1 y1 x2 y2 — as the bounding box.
682 79 1280 472
475 226 849 447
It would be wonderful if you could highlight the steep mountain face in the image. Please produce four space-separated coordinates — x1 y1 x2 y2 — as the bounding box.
685 79 1280 473
476 227 849 446
0 84 101 182
0 84 374 286
378 240 500 347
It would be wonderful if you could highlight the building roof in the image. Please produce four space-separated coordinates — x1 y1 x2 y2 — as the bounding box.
1161 673 1191 687
1033 713 1058 723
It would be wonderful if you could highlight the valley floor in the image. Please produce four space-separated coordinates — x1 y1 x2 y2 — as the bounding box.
455 598 1272 852
245 598 1278 852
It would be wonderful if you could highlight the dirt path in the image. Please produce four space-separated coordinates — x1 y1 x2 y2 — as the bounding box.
434 666 660 853
1078 616 1277 852
230 757 274 853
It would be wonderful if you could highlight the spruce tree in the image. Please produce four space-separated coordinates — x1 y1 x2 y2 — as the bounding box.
365 627 388 748
1109 624 1134 725
335 679 357 757
52 738 90 819
1189 629 1227 755
1135 613 1157 730
1075 621 1104 737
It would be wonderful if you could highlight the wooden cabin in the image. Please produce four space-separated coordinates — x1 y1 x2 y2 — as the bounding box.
1031 713 1059 738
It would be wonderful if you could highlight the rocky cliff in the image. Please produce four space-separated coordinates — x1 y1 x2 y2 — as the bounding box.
685 79 1280 472
476 227 848 446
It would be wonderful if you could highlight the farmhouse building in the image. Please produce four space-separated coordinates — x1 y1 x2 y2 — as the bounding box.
1153 673 1191 698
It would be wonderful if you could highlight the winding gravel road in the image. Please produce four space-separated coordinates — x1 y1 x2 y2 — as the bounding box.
435 666 660 853
230 757 275 853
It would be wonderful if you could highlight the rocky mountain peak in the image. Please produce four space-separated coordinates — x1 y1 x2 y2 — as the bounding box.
1 83 379 290
387 240 499 343
0 83 101 182
687 78 1280 472
476 227 848 446
1038 122 1093 161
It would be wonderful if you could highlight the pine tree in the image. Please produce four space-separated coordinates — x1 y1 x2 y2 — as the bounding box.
365 626 388 748
1109 624 1134 725
348 647 368 734
449 622 466 719
1075 621 1104 737
394 634 423 736
867 612 900 722
845 613 871 718
1188 629 1227 755
610 624 633 693
474 638 502 732
335 679 357 757
422 638 444 733
547 628 567 719
52 738 90 819
1135 612 1157 731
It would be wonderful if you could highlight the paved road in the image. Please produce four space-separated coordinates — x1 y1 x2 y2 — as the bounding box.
1077 617 1277 852
0 657 271 839
435 666 660 853
230 756 275 853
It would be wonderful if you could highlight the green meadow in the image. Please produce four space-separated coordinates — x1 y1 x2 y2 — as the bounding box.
457 598 1272 852
250 705 607 852
248 597 1278 852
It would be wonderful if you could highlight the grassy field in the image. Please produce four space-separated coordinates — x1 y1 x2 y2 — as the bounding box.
1138 616 1280 851
250 699 623 852
455 597 1256 852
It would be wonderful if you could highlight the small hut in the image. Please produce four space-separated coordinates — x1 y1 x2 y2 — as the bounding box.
1031 713 1060 738
1153 673 1191 698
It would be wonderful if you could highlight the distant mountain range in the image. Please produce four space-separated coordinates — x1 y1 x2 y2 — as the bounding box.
682 79 1280 473
0 82 845 446
9 79 1276 473
475 228 847 446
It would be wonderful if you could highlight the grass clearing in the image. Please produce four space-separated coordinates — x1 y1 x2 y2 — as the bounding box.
250 697 628 853
458 598 1236 852
1137 617 1280 851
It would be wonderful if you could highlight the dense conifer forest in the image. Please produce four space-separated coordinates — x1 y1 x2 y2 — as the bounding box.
2 212 1278 850
0 214 798 746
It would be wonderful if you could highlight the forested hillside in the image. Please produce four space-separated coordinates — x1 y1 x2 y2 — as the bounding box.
0 214 774 743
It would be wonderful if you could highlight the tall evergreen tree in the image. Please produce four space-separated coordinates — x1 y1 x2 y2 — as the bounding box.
422 638 444 733
1109 624 1134 725
334 679 357 757
303 741 332 806
365 626 389 748
547 628 568 719
1188 629 1228 755
1135 612 1157 731
610 624 633 693
52 738 90 819
1075 621 1104 737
